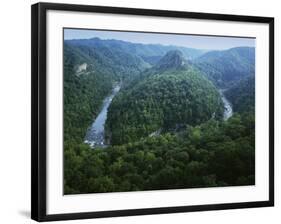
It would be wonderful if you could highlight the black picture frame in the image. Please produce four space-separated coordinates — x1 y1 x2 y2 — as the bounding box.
31 2 274 222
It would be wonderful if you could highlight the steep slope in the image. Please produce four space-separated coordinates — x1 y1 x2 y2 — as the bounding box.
224 76 255 113
64 43 117 142
65 39 151 81
64 38 155 142
106 51 224 145
153 50 190 71
124 50 191 88
64 42 256 195
194 47 255 88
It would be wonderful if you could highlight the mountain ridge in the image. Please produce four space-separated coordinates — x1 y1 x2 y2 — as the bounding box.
65 37 207 65
194 47 255 88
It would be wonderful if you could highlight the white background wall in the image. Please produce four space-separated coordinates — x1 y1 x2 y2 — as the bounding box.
0 0 279 223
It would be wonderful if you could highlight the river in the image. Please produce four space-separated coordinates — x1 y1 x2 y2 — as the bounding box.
84 85 121 148
219 89 233 120
84 85 232 148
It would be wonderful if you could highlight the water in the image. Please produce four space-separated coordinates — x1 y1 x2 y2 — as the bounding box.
219 90 233 120
84 85 121 148
84 85 232 148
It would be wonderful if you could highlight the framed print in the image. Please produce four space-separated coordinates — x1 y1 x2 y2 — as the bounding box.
31 2 274 222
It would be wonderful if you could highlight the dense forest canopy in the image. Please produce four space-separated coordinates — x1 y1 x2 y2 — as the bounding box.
63 37 255 194
225 76 255 113
64 43 115 142
63 39 153 143
194 47 255 88
106 50 224 145
65 114 254 194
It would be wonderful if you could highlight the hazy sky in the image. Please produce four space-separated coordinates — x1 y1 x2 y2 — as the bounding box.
64 28 255 50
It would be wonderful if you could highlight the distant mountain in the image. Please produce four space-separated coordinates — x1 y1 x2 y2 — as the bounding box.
106 50 224 145
194 47 255 88
66 37 206 65
224 76 255 113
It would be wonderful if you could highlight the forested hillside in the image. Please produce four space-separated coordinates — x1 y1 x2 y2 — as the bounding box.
66 37 206 65
106 50 224 145
63 37 255 194
64 43 114 143
63 39 152 144
225 76 255 113
65 39 151 81
65 114 254 194
194 47 255 88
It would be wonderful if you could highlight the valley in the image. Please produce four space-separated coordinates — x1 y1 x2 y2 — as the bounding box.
84 84 121 148
220 90 233 120
63 35 255 194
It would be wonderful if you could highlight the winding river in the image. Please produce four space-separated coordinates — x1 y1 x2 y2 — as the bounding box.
84 85 120 148
84 85 232 148
219 89 233 120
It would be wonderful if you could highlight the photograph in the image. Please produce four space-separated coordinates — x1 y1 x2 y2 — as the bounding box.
63 28 256 195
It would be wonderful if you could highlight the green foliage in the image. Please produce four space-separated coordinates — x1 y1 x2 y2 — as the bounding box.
63 38 153 143
225 76 255 113
63 39 255 195
64 113 255 194
63 38 160 192
194 47 255 88
63 43 115 143
107 56 224 145
65 39 151 81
